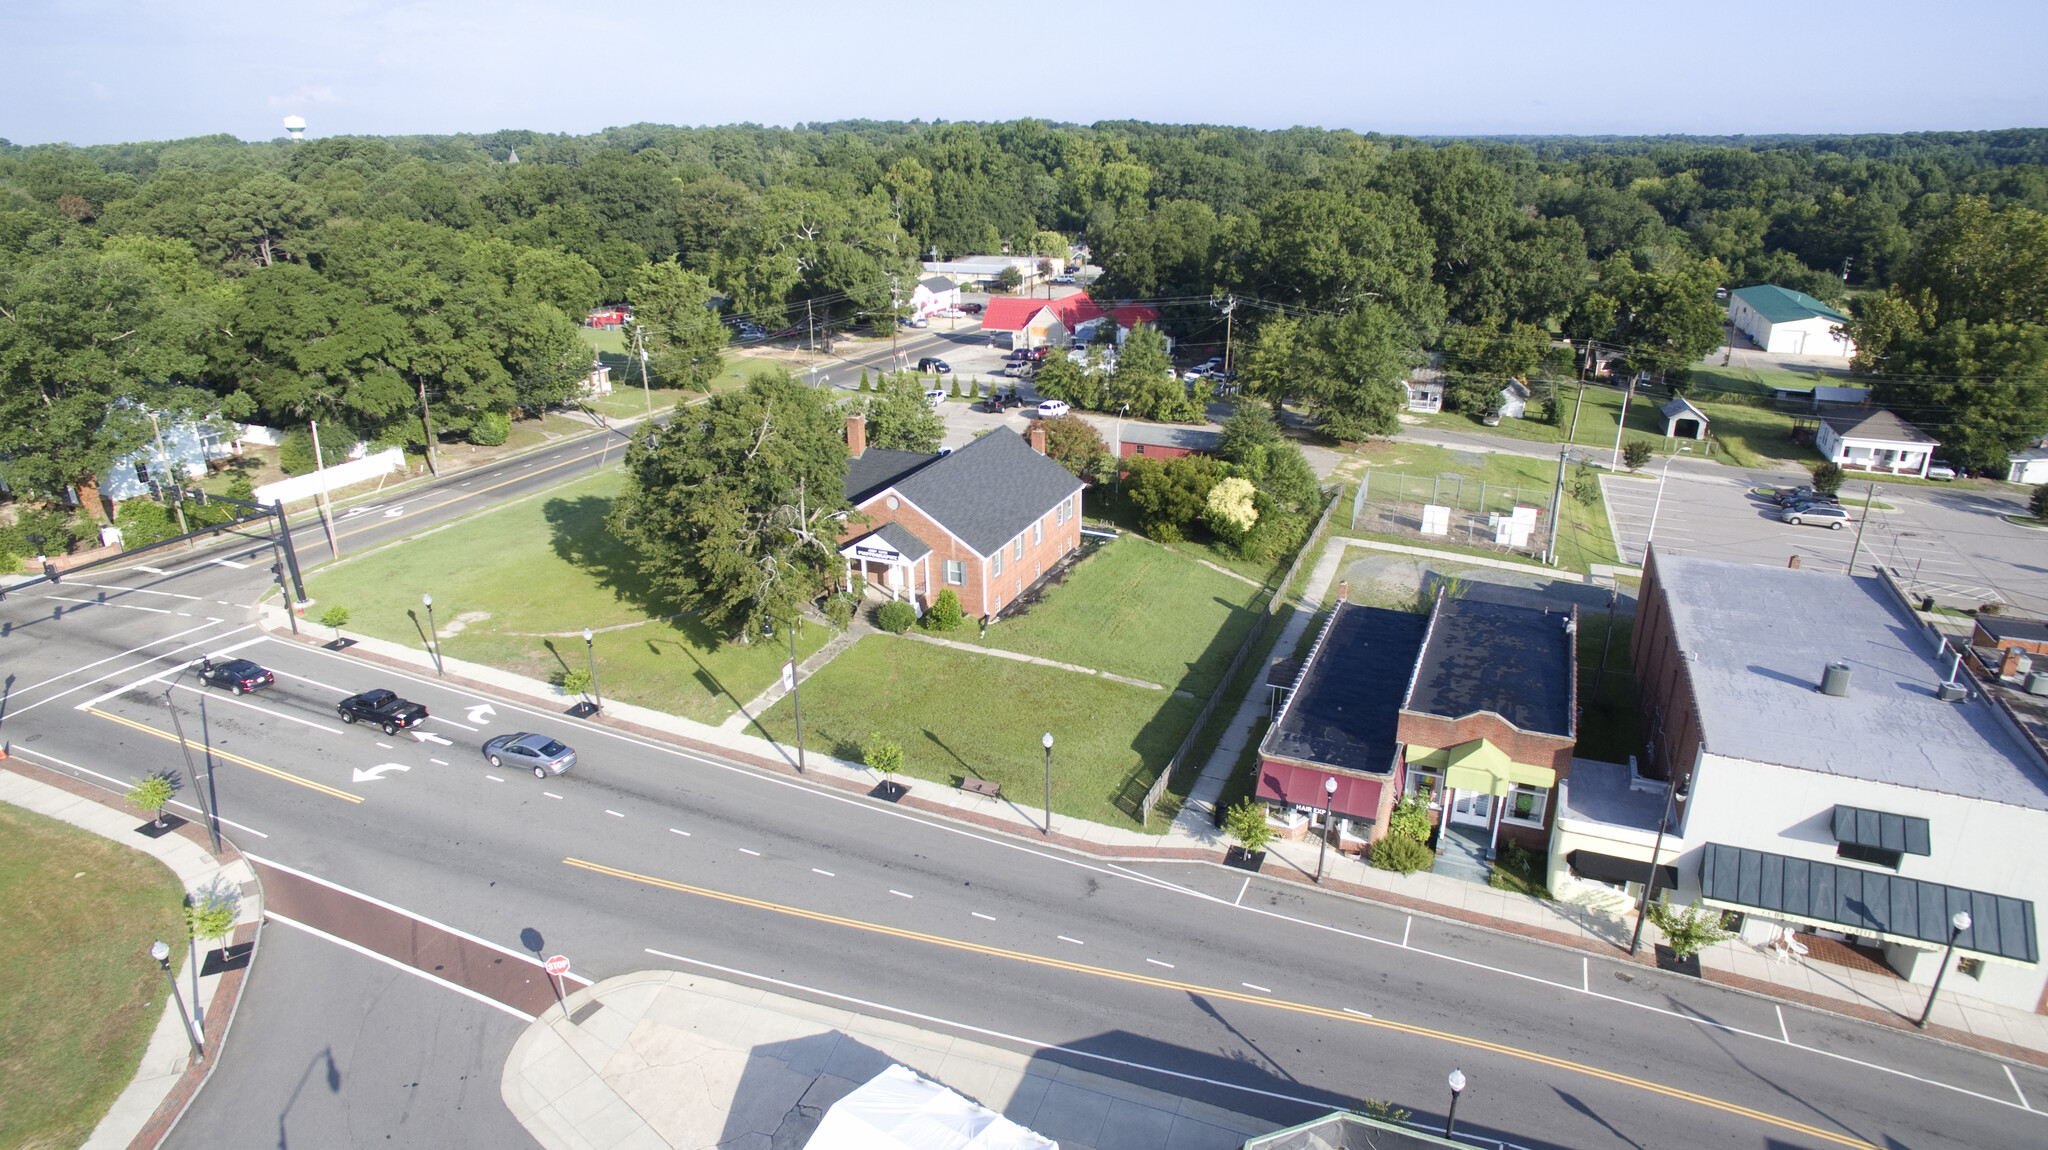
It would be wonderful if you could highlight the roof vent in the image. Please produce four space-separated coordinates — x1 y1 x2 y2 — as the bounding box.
1820 661 1852 697
2027 670 2048 697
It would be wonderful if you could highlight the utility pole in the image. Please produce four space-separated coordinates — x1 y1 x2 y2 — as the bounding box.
1609 373 1637 471
1567 384 1587 444
1219 294 1238 375
634 324 653 417
890 276 900 356
416 378 439 476
1844 482 1877 576
308 420 340 560
806 298 816 354
145 412 194 547
1544 445 1569 566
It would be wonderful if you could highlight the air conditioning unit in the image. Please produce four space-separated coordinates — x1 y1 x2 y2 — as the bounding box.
2025 670 2048 697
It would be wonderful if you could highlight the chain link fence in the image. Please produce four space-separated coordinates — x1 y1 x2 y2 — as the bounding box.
1349 470 1557 560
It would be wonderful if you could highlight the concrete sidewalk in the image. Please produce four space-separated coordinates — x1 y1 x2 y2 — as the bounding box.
501 969 1278 1150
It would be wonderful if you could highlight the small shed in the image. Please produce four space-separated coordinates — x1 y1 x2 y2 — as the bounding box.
1498 378 1530 420
1660 396 1710 440
2009 447 2048 485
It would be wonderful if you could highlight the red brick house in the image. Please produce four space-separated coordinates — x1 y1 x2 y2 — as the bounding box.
837 416 1085 620
1257 591 1578 865
1116 424 1220 462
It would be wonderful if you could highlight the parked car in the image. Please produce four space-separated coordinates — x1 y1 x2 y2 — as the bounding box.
982 395 1007 413
1038 399 1070 418
1782 504 1854 530
1927 461 1957 481
1051 274 1076 285
1023 347 1050 362
482 732 578 778
337 688 429 734
924 388 948 406
1775 485 1822 506
961 302 984 314
1194 357 1223 374
735 323 767 340
935 307 966 318
916 357 952 374
998 392 1023 409
1783 496 1841 514
197 658 274 695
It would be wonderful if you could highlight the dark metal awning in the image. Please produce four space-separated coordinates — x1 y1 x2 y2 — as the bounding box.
1701 843 2038 963
1567 850 1678 890
1832 805 1931 856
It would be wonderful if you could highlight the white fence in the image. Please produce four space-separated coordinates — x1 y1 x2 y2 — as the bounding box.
254 448 406 507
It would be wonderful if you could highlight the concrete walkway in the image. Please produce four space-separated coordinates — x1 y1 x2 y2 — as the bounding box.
501 970 1276 1150
0 766 262 1150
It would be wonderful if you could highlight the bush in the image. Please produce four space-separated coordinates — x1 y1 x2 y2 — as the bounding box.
1621 440 1653 472
1645 895 1738 959
824 592 857 630
113 498 177 548
2032 484 2048 520
277 429 317 476
1204 477 1259 548
1223 798 1273 854
949 379 961 398
1811 460 1845 496
1371 833 1435 874
560 667 593 696
469 410 511 446
924 589 965 631
1387 796 1430 844
876 599 917 634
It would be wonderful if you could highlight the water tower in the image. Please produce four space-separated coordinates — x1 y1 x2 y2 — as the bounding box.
283 115 306 140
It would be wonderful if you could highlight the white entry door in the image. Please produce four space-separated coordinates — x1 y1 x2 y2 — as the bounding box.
1449 789 1493 828
887 564 906 593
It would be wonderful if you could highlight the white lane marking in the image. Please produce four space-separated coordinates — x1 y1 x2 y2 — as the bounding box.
217 601 231 606
669 828 690 836
429 758 449 766
1147 959 1174 969
971 912 996 921
485 775 504 782
7 746 269 837
890 890 914 899
134 565 167 574
353 763 411 782
429 717 477 733
70 581 204 601
1234 876 1250 905
266 911 533 1022
375 742 393 749
74 661 195 709
1402 916 1412 948
1777 1005 1789 1043
545 792 563 800
813 868 836 877
47 594 172 614
168 683 346 735
1583 957 1590 994
10 619 234 700
177 612 192 617
2007 1064 2032 1109
243 854 589 986
208 557 250 569
466 704 497 725
739 848 761 856
410 730 454 746
459 482 472 486
1057 935 1083 945
605 810 624 818
1344 1007 1374 1019
1241 982 1271 994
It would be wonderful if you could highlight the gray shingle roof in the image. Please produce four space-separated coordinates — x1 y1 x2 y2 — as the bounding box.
888 429 1086 557
1818 407 1938 445
845 521 932 562
1660 397 1710 423
918 275 956 294
845 448 939 504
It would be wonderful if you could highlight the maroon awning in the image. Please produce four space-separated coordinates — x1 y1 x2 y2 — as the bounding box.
1256 760 1385 821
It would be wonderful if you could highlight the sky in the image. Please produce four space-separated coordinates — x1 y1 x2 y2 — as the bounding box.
5 0 2045 146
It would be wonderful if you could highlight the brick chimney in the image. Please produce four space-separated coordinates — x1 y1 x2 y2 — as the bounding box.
847 413 866 458
1029 425 1046 455
2000 645 2025 679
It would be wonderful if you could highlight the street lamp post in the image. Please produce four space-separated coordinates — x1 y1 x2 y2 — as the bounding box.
788 613 804 774
581 627 602 716
1041 732 1054 835
1628 776 1690 956
1915 911 1975 1028
1643 445 1693 556
1315 775 1338 883
421 593 443 675
1444 1068 1467 1139
164 686 220 855
150 941 204 1061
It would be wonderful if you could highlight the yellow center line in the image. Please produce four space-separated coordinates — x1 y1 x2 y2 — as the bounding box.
566 857 1882 1150
334 442 621 542
88 707 363 803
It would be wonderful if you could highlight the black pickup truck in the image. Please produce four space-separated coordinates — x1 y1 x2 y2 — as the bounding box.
336 689 430 734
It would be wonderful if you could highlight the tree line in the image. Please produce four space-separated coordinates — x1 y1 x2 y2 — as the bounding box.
6 121 2048 508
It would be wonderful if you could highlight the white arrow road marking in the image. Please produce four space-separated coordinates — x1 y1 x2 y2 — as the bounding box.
208 557 250 569
382 506 406 517
410 730 454 746
465 704 496 725
134 565 167 574
352 763 411 782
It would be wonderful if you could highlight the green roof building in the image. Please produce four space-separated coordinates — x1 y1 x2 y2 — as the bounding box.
1728 284 1856 356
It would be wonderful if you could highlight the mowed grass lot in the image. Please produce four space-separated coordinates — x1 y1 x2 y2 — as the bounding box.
755 536 1272 831
1352 442 1623 572
0 805 187 1150
306 469 829 725
1409 380 1820 470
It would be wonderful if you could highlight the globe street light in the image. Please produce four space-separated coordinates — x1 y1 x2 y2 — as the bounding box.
1315 775 1338 883
1643 445 1694 556
1444 1068 1467 1139
1915 910 1975 1029
421 593 443 675
1041 732 1054 836
151 940 204 1061
581 627 602 715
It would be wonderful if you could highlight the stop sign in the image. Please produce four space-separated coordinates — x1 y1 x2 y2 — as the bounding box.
544 954 571 977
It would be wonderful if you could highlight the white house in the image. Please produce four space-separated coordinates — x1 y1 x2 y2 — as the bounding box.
909 275 959 319
102 412 241 503
1816 407 1939 477
920 256 1044 290
582 358 612 398
1564 551 2046 1011
1728 284 1856 357
2009 447 2048 485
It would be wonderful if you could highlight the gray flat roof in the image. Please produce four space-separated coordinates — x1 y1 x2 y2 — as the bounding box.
1654 552 2048 809
1261 604 1429 774
1118 423 1221 451
1404 597 1575 737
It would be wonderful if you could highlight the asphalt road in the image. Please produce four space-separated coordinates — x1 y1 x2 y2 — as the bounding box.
6 581 2048 1150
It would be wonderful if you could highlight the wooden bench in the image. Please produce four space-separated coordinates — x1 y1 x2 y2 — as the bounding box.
960 777 1002 799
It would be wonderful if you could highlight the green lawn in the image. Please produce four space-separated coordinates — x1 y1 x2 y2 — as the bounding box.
966 535 1269 694
305 469 830 725
0 805 188 1150
1349 442 1621 572
755 637 1201 831
1412 384 1816 470
579 327 628 355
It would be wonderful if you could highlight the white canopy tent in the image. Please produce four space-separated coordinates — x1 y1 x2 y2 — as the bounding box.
808 1064 1056 1150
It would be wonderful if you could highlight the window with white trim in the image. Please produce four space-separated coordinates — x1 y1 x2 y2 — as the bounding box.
1013 535 1024 561
1406 764 1444 807
944 559 964 585
1033 520 1042 545
992 551 1003 577
1504 784 1548 825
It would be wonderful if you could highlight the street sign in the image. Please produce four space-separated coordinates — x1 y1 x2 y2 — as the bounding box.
781 661 795 692
544 954 571 977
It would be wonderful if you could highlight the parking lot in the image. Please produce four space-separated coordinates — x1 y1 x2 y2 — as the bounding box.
1601 469 2048 613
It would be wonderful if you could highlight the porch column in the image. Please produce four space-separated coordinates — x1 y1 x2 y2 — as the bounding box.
845 558 852 593
1487 792 1506 859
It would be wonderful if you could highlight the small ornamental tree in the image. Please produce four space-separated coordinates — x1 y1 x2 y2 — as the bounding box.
925 589 965 631
127 772 177 827
996 265 1023 292
185 877 241 955
1811 460 1845 496
863 732 904 783
876 599 917 634
1646 895 1738 959
1622 440 1654 472
318 604 351 641
1203 477 1259 547
561 667 594 697
1223 798 1273 855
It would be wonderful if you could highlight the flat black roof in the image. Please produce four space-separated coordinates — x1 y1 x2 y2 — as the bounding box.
1978 614 2048 645
1260 604 1429 775
1404 597 1574 736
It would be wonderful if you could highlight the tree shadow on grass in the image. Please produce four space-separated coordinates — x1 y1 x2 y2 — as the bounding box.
542 494 681 618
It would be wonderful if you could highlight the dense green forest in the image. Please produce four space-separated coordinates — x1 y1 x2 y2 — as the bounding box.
4 120 2048 504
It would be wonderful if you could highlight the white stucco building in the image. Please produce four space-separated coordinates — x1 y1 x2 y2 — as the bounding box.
1815 407 1940 478
1729 284 1856 357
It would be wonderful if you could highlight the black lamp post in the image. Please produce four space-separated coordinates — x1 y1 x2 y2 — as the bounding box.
1042 732 1054 835
1915 910 1975 1028
421 593 443 675
151 940 204 1061
581 627 602 715
1629 776 1689 956
1444 1068 1467 1139
1315 775 1337 883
